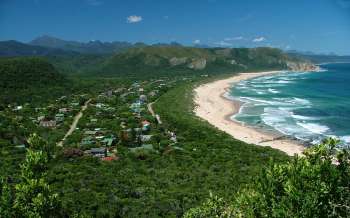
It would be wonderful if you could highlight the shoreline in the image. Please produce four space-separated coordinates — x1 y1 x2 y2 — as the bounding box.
194 71 305 156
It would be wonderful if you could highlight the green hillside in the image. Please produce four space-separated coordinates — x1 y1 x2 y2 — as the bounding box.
0 57 69 104
99 46 308 78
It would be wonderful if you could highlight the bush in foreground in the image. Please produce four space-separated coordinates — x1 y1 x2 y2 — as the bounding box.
184 138 350 218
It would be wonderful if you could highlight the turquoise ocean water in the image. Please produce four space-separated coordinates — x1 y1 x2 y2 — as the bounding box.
228 63 350 148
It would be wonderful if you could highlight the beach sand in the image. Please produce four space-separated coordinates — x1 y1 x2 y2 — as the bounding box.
194 71 305 156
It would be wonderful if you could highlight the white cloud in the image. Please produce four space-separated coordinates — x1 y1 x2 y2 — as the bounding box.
237 13 254 22
86 0 103 6
193 39 201 44
224 36 243 41
285 45 291 50
163 15 169 19
127 15 143 23
214 41 232 47
252 37 266 42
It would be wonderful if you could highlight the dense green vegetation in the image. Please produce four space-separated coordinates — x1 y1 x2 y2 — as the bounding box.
184 138 350 218
2 43 344 217
40 80 286 217
0 57 70 104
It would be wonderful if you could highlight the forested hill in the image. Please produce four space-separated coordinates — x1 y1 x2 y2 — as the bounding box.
0 57 69 104
0 37 317 78
98 46 314 78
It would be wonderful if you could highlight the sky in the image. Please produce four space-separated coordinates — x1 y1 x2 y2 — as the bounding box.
0 0 350 55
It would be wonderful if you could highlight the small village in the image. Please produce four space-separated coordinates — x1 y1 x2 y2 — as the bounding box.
0 77 191 162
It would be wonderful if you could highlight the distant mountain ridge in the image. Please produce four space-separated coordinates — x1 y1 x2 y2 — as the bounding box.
0 40 77 57
30 35 133 54
288 54 350 64
287 50 350 64
0 36 321 78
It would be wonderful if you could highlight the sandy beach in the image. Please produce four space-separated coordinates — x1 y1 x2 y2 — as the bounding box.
194 71 305 156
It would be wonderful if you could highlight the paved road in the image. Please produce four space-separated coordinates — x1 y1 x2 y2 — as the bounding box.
57 99 91 147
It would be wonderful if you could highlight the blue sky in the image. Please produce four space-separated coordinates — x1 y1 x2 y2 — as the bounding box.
1 0 349 54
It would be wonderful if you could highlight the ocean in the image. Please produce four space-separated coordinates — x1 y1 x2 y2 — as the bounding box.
228 63 350 148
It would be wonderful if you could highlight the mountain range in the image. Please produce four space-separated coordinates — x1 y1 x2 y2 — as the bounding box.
30 35 134 54
1 35 349 62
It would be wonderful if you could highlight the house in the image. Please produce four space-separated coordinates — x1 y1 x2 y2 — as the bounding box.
90 147 107 158
95 135 105 140
141 135 152 142
55 113 65 122
120 91 135 99
84 130 97 135
169 131 177 142
37 116 45 122
95 103 105 108
15 144 26 149
141 120 151 131
14 106 23 111
148 91 157 97
114 88 126 93
139 95 147 102
106 90 113 97
130 102 142 113
90 118 98 123
40 120 56 128
131 82 140 88
102 156 118 161
59 108 70 113
129 144 154 153
81 136 94 145
141 144 154 150
71 102 79 107
120 121 126 129
101 137 116 147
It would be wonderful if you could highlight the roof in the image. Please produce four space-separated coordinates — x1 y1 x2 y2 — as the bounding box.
91 147 106 153
142 144 154 150
101 138 114 146
40 120 56 127
102 156 118 161
141 135 152 142
84 130 97 135
142 120 151 125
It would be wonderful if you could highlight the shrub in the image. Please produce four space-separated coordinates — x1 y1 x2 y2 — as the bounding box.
184 138 350 218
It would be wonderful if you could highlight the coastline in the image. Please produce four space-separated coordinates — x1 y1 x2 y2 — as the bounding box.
194 71 305 156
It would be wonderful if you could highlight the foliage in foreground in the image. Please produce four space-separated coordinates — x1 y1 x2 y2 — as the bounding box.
184 138 350 218
0 134 60 218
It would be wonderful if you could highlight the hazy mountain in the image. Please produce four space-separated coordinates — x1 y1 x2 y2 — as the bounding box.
30 35 133 54
0 40 76 57
287 50 350 64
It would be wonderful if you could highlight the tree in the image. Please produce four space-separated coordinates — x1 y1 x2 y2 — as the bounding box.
1 134 61 217
184 138 350 218
0 177 14 218
28 133 53 159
